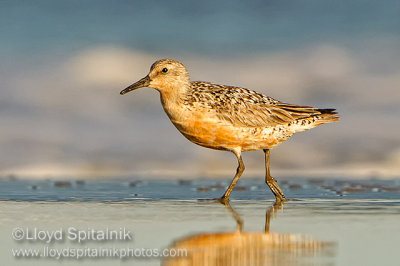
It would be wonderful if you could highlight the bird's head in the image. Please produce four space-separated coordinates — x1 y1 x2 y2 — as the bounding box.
120 59 190 95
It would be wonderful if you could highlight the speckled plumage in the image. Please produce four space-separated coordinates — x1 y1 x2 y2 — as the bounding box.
171 80 339 152
121 59 339 203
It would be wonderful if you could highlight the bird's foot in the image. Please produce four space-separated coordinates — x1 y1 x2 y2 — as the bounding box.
274 195 289 203
267 177 288 203
198 197 230 205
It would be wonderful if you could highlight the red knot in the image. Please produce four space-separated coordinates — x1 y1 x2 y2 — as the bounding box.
120 59 339 203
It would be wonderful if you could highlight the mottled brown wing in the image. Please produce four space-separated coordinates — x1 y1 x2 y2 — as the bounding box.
216 101 323 128
191 82 324 128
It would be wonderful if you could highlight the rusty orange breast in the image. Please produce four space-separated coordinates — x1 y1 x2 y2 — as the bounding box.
169 113 280 151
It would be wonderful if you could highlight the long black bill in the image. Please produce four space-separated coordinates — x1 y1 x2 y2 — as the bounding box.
120 76 151 95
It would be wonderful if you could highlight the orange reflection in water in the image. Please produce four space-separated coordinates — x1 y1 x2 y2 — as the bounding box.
164 202 334 266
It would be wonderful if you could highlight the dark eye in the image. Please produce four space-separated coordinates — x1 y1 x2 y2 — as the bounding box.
162 68 168 73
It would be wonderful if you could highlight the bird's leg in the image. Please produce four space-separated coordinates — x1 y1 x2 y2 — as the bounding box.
219 150 245 204
263 149 287 202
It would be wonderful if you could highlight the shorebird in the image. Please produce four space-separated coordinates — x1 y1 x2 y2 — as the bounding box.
120 59 339 203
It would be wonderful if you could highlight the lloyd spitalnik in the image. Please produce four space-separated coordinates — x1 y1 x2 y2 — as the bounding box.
20 227 132 243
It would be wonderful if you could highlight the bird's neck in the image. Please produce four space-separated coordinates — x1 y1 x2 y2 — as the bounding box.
159 81 191 106
159 82 192 123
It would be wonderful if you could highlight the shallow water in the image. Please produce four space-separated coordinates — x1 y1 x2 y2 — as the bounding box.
0 177 399 265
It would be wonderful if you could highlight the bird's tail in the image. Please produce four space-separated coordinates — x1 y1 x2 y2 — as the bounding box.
289 108 339 134
315 108 340 124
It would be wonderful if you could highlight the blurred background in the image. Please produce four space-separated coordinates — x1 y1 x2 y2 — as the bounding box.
1 0 399 179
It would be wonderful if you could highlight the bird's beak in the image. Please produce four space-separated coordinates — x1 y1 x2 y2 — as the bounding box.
120 76 151 95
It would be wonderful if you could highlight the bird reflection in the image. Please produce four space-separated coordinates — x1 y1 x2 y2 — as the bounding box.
164 201 334 266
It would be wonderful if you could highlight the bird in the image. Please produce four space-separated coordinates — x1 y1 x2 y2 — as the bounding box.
120 59 339 204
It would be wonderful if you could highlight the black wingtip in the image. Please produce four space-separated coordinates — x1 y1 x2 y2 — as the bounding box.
317 108 338 115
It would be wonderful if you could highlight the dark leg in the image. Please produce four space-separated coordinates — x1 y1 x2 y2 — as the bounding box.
263 149 287 202
219 149 245 204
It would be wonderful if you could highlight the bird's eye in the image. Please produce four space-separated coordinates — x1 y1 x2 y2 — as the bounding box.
162 68 168 73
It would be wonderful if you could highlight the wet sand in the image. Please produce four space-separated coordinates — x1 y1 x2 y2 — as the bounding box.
0 177 399 265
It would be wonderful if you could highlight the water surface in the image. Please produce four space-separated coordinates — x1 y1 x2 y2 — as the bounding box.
0 177 399 265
